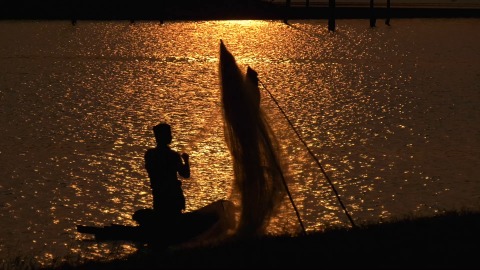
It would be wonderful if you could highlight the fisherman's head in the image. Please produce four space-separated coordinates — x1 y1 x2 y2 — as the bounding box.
153 123 172 146
246 66 258 86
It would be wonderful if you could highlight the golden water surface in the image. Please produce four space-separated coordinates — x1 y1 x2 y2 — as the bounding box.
0 19 479 266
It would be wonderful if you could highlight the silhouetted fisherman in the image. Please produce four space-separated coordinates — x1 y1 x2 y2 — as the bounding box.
144 123 190 218
246 66 260 106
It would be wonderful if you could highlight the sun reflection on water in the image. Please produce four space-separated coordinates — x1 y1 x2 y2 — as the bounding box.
220 20 269 27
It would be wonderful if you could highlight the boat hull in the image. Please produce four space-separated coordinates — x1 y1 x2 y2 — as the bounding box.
77 199 236 246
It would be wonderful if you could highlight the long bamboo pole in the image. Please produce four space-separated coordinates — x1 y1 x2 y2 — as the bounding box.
258 79 357 229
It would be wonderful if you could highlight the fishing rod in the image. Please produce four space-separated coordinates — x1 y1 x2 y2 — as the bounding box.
266 135 307 236
246 67 307 235
258 79 357 229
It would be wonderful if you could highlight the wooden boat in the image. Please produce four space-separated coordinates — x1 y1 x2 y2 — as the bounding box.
77 199 236 246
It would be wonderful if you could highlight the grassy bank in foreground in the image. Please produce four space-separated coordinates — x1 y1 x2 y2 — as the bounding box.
49 211 479 269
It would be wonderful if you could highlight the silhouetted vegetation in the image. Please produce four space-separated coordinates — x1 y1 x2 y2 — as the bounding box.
1 0 479 20
42 210 479 269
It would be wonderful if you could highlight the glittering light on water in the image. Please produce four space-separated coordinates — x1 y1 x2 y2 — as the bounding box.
220 20 269 27
1 18 479 267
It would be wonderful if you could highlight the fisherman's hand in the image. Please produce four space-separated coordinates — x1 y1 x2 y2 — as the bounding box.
181 153 189 162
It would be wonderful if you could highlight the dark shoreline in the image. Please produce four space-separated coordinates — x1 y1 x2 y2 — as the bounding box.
2 4 479 21
42 211 480 270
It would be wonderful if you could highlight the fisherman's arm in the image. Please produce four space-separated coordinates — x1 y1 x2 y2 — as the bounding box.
178 153 190 178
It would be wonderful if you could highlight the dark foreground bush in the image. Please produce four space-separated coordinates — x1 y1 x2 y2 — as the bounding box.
45 211 480 269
